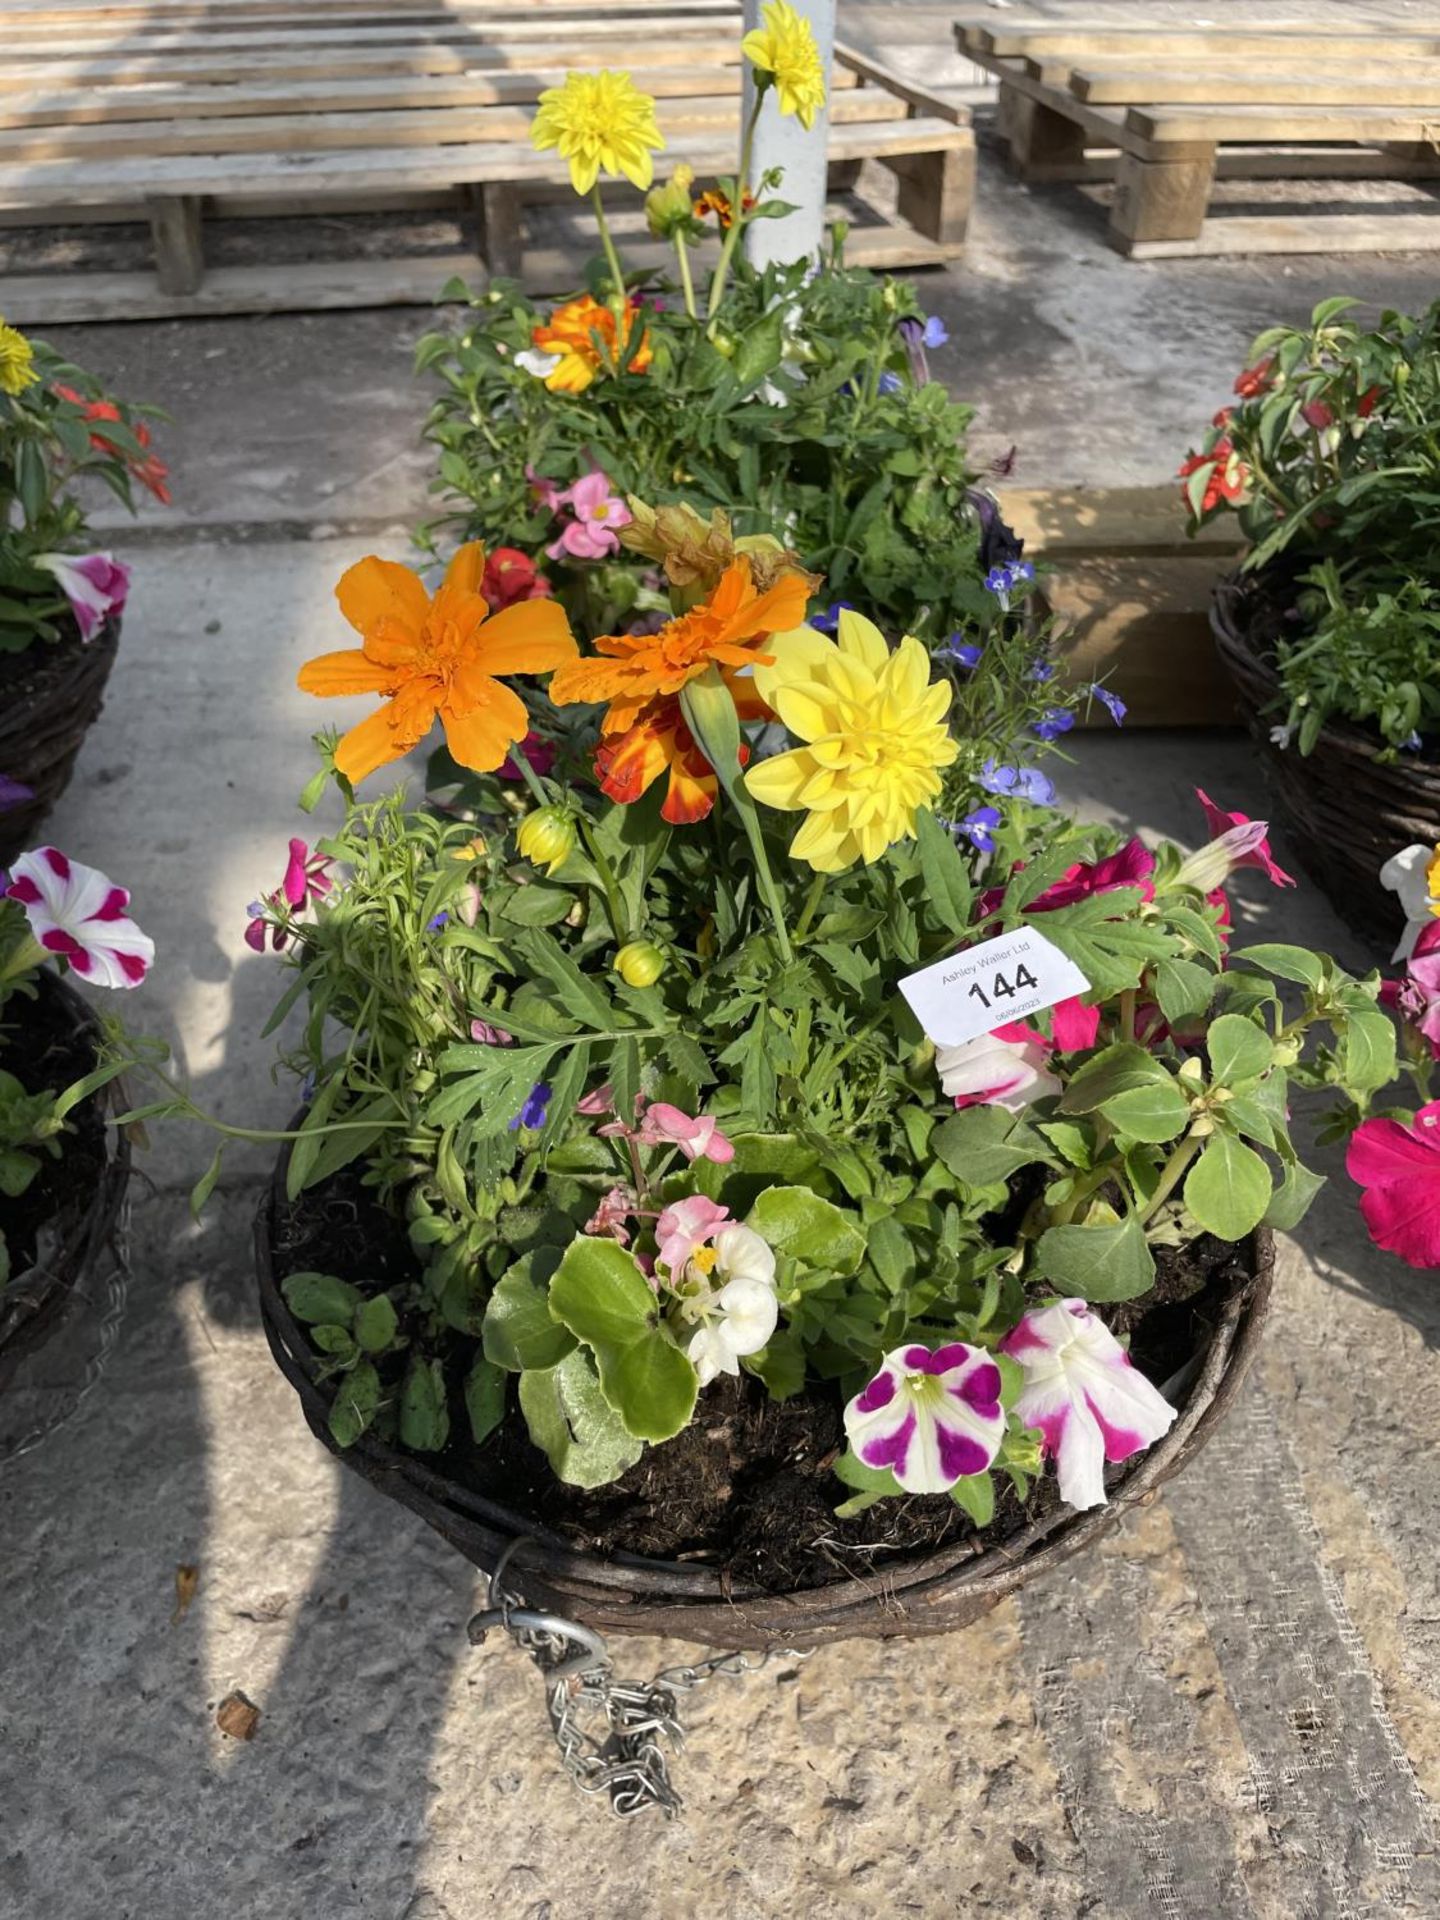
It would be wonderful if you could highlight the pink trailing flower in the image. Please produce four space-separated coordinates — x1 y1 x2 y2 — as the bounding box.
1346 1101 1440 1268
35 551 130 642
633 1102 735 1164
469 1019 513 1046
1179 789 1295 891
654 1193 730 1276
843 1342 1006 1494
585 1184 638 1248
5 846 153 989
244 837 332 953
1000 1299 1177 1510
546 469 632 562
935 1023 1061 1111
498 731 558 781
1028 837 1156 913
1380 919 1440 1058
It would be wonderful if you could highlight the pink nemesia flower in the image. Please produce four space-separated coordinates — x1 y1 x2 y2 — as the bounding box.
843 1342 1006 1494
6 846 153 989
935 1022 1061 1111
35 552 130 642
1190 789 1295 889
1346 1100 1440 1268
585 1184 638 1248
654 1194 730 1276
1028 838 1156 913
1380 919 1440 1058
498 731 559 781
546 469 633 562
1000 1299 1177 1510
635 1102 735 1164
469 1019 513 1046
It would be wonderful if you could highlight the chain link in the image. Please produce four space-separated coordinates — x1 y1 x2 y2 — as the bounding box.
468 1538 812 1818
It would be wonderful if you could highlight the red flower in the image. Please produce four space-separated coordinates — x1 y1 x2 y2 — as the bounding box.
54 382 171 505
1357 384 1381 418
481 546 553 611
1178 438 1249 516
1299 398 1334 431
1234 357 1276 399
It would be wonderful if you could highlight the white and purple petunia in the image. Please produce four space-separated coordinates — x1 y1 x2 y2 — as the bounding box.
843 1341 1006 1494
999 1298 1177 1511
35 552 131 643
5 846 153 989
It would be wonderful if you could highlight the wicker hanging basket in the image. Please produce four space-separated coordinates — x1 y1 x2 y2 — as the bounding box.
0 972 132 1464
0 615 121 868
255 1147 1274 1652
1211 574 1440 950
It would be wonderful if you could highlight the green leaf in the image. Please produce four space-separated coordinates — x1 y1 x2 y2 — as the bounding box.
746 1184 866 1275
189 1144 224 1220
547 1236 698 1441
748 1326 807 1400
482 1251 574 1371
1205 1013 1273 1087
1263 1158 1326 1231
512 927 619 1031
518 1350 644 1488
399 1355 451 1452
1184 1133 1273 1239
1153 957 1215 1025
1031 1214 1156 1302
283 1271 362 1324
914 807 972 935
932 1105 1057 1186
949 1470 995 1527
327 1359 381 1448
429 1041 560 1131
731 306 786 387
353 1294 399 1353
1099 1078 1191 1144
499 885 576 927
1235 942 1325 989
1339 1004 1398 1095
1059 1042 1174 1115
463 1355 507 1446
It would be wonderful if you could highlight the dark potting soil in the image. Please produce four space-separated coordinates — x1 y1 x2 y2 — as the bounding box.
0 974 108 1275
271 1163 1257 1595
0 610 89 718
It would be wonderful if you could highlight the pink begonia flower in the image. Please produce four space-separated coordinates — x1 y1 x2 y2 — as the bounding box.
6 846 153 989
245 838 331 953
35 552 131 642
576 1082 615 1115
1000 1299 1177 1511
1380 919 1440 1057
655 1193 730 1276
469 1019 513 1046
546 469 633 562
1346 1100 1440 1268
1379 843 1440 962
935 1022 1061 1111
1178 789 1295 892
585 1184 637 1248
498 731 558 781
843 1342 1005 1494
634 1102 735 1164
1028 838 1156 913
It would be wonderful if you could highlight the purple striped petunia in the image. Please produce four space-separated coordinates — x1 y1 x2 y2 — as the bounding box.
843 1342 1006 1494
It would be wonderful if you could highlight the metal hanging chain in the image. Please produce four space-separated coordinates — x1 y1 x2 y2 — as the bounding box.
467 1537 812 1819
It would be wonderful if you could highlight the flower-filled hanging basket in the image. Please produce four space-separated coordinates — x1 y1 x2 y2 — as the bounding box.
0 615 121 869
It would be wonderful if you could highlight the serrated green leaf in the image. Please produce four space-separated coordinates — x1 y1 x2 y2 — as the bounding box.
1184 1132 1273 1239
1235 942 1325 989
1205 1013 1273 1087
1100 1077 1191 1143
914 807 972 935
1059 1041 1174 1115
1031 1214 1156 1302
1262 1158 1326 1231
746 1184 866 1275
932 1105 1057 1186
1339 1004 1398 1095
1153 956 1215 1025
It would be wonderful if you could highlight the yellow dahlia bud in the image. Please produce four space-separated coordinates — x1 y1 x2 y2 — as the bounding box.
614 940 665 988
645 164 696 240
517 806 576 875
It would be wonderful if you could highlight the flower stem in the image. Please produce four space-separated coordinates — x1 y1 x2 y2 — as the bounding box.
577 814 630 944
706 90 765 321
1139 1130 1204 1224
590 184 628 321
673 233 698 320
512 749 553 811
794 870 827 943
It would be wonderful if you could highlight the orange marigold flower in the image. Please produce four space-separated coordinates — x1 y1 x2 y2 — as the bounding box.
594 675 769 825
548 556 811 735
529 293 653 394
693 188 755 230
297 543 577 785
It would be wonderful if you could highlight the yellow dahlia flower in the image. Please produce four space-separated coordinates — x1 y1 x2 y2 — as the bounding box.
530 69 666 197
744 611 958 872
0 318 37 397
742 0 827 131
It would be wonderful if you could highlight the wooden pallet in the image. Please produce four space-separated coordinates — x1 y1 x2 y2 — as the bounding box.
956 15 1440 257
0 3 974 319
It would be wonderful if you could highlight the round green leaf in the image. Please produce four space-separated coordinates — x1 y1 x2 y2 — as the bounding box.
518 1351 643 1488
1205 1013 1273 1088
746 1185 866 1276
548 1236 658 1349
354 1294 399 1353
483 1253 575 1372
1099 1078 1191 1144
1184 1132 1273 1240
282 1270 361 1325
1031 1214 1156 1302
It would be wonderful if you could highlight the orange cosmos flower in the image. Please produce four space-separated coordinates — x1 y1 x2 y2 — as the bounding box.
548 556 810 735
297 543 577 784
528 293 653 394
593 676 769 825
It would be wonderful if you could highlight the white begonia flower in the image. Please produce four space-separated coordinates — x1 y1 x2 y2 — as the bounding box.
679 1223 779 1387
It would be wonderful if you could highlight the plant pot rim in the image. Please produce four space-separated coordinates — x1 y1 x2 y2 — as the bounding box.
256 1140 1275 1650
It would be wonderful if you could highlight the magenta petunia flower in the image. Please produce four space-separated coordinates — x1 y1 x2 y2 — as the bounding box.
6 845 153 989
245 837 331 953
1028 836 1156 912
35 551 131 642
1000 1299 1177 1510
1346 1100 1440 1268
498 730 558 781
1380 919 1440 1057
1187 789 1295 890
843 1342 1006 1494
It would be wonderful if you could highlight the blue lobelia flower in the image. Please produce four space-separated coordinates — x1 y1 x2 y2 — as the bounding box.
811 599 855 636
937 632 983 668
877 371 902 395
980 759 1056 806
1032 708 1076 742
509 1082 552 1131
956 805 1002 852
1089 683 1127 726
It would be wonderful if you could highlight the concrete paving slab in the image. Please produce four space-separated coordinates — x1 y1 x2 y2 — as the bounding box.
3 530 1439 1919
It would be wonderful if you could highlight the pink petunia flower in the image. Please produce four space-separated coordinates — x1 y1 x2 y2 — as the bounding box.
6 846 153 989
634 1102 735 1164
35 552 130 643
654 1193 730 1276
1346 1100 1440 1268
1028 837 1156 913
245 838 331 953
1049 996 1101 1052
526 464 566 514
1380 919 1440 1058
1000 1299 1177 1510
498 731 559 781
546 469 633 562
1182 789 1295 891
843 1342 1006 1494
935 1022 1060 1111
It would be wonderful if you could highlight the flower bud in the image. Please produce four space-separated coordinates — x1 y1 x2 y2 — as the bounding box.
516 806 576 875
710 327 737 360
614 940 666 988
644 164 696 240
